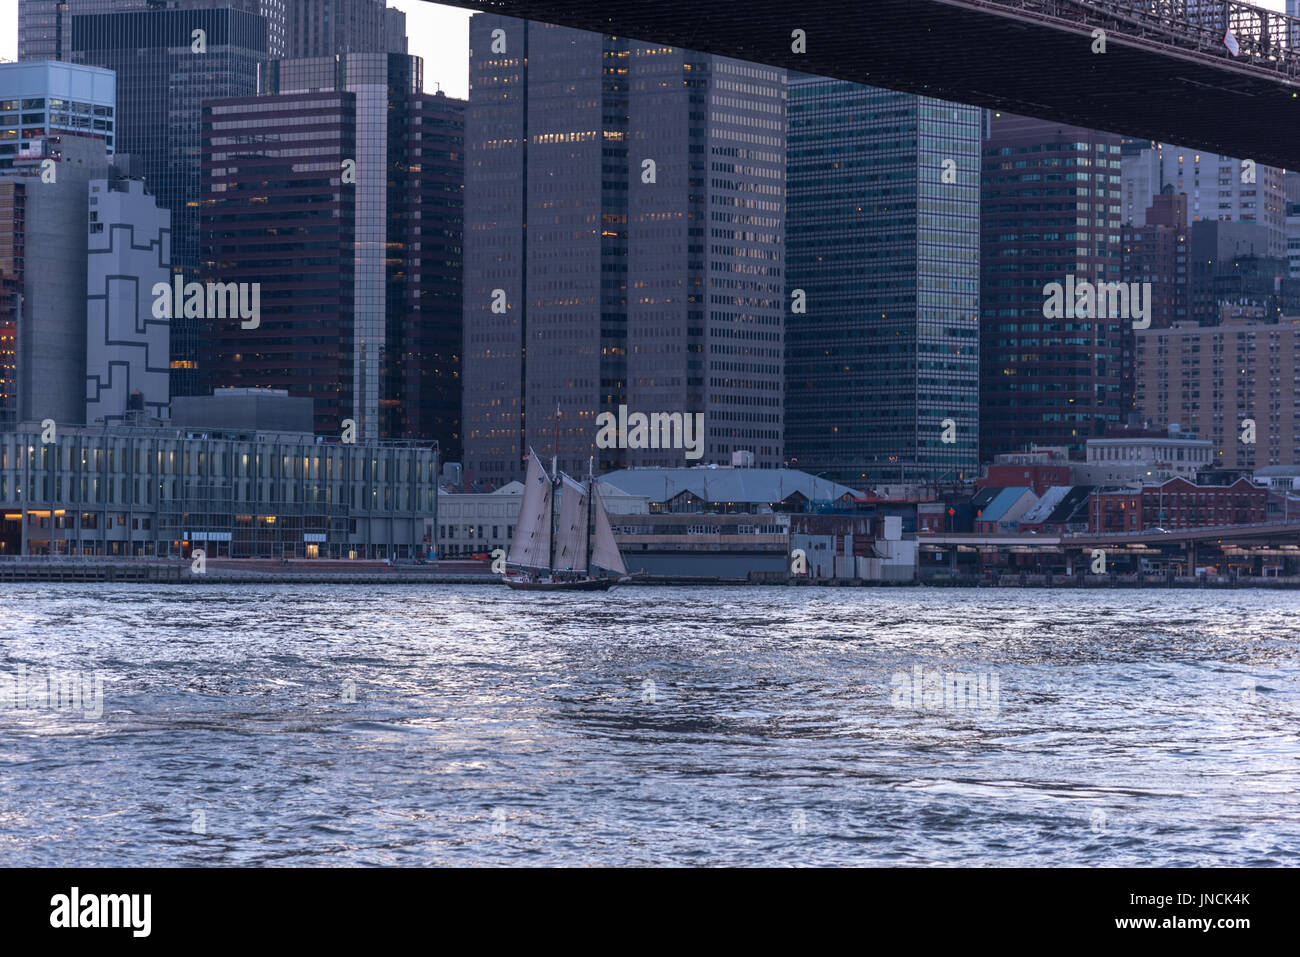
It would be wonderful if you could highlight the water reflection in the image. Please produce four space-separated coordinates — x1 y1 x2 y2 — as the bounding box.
0 584 1295 866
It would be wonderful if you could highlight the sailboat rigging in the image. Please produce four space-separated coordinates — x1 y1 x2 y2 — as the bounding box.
504 449 630 591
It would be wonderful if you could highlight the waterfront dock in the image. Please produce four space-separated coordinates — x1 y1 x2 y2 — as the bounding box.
0 557 186 583
0 557 499 585
3 556 1300 587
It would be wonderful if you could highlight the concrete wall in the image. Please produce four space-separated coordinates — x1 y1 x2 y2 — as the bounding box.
16 137 112 426
172 390 314 433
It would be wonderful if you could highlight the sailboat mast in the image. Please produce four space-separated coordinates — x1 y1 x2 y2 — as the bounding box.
548 467 556 576
586 455 595 572
552 402 559 479
549 404 559 575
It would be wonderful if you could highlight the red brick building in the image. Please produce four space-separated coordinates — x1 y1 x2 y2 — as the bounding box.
1089 477 1266 532
1090 489 1142 534
979 463 1072 497
1139 477 1266 529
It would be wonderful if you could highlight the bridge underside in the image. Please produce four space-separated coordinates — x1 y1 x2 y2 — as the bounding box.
435 0 1300 169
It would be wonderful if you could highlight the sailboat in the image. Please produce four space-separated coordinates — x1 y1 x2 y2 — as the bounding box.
504 449 630 591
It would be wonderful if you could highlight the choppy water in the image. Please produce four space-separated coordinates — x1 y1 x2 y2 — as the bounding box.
0 584 1297 866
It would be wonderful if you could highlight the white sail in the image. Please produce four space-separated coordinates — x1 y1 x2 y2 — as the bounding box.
507 453 552 569
590 484 627 576
553 474 590 573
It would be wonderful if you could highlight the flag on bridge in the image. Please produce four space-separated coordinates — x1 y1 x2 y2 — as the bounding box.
1224 29 1240 56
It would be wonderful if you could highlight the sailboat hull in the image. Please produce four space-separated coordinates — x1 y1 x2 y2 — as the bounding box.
503 577 617 592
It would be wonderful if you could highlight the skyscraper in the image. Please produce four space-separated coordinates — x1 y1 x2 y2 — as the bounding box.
202 86 355 436
1121 143 1285 257
285 0 406 57
1287 200 1300 279
17 0 79 62
1121 190 1189 331
0 170 21 430
0 134 169 427
19 0 285 62
0 61 116 172
1136 318 1300 470
1188 219 1299 325
785 75 981 485
980 113 1125 461
201 54 465 448
0 274 17 431
1120 190 1188 416
68 1 275 400
390 88 464 456
462 17 786 486
86 175 171 425
1 135 112 427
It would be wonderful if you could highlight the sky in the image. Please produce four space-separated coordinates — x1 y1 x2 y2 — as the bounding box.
0 0 1293 97
391 1 471 97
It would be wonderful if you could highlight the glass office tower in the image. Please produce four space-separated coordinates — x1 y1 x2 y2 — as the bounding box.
980 114 1125 460
20 0 284 62
0 61 116 171
462 17 787 487
785 74 981 485
202 55 465 450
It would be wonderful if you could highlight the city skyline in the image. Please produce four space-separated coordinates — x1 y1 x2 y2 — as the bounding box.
3 1 1300 486
0 0 474 97
3 0 1297 102
3 0 1300 895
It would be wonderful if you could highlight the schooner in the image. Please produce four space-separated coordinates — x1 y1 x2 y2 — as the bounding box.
504 449 629 591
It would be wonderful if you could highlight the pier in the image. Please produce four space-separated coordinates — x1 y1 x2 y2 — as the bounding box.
0 556 498 585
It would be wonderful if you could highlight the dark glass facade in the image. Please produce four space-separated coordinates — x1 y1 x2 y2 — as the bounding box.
21 1 282 62
0 272 17 432
463 16 786 486
201 55 465 450
285 0 406 58
201 91 356 435
0 181 22 431
786 75 981 485
385 90 465 458
980 114 1125 461
17 0 74 62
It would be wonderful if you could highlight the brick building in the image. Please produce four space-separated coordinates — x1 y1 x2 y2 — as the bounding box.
1089 476 1266 532
1135 316 1300 470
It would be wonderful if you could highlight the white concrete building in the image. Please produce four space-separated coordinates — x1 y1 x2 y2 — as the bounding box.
1083 431 1213 481
86 176 171 425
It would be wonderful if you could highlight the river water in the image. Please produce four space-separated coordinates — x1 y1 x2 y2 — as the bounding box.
0 584 1296 866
